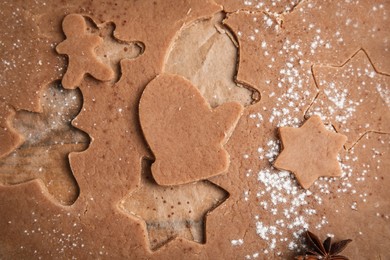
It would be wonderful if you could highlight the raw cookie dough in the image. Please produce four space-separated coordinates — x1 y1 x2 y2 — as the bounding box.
0 82 88 205
120 161 227 250
139 74 243 185
0 0 389 259
56 14 114 89
1 1 225 259
164 12 256 108
306 50 390 149
274 115 347 189
214 0 303 14
0 104 23 158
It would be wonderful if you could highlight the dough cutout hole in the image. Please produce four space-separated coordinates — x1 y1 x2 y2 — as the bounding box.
164 12 259 108
120 160 228 250
0 81 89 205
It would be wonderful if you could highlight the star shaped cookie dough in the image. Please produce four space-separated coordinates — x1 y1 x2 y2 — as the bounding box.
274 115 347 189
120 161 228 250
307 50 390 149
56 14 114 89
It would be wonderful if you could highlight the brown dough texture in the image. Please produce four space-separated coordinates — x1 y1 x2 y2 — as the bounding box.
163 12 256 108
307 50 390 149
1 1 225 259
56 14 114 89
215 0 303 13
0 104 23 158
139 74 243 185
0 0 390 259
0 82 88 205
274 115 347 189
120 160 228 250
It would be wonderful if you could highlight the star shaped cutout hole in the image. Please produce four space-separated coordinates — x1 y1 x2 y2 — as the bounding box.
119 160 228 251
0 81 89 205
306 49 390 149
56 14 143 89
274 115 347 189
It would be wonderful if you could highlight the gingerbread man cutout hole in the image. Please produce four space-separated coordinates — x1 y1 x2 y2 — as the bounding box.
0 82 89 205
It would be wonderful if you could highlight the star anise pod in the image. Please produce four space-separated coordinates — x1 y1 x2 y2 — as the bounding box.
295 231 352 260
